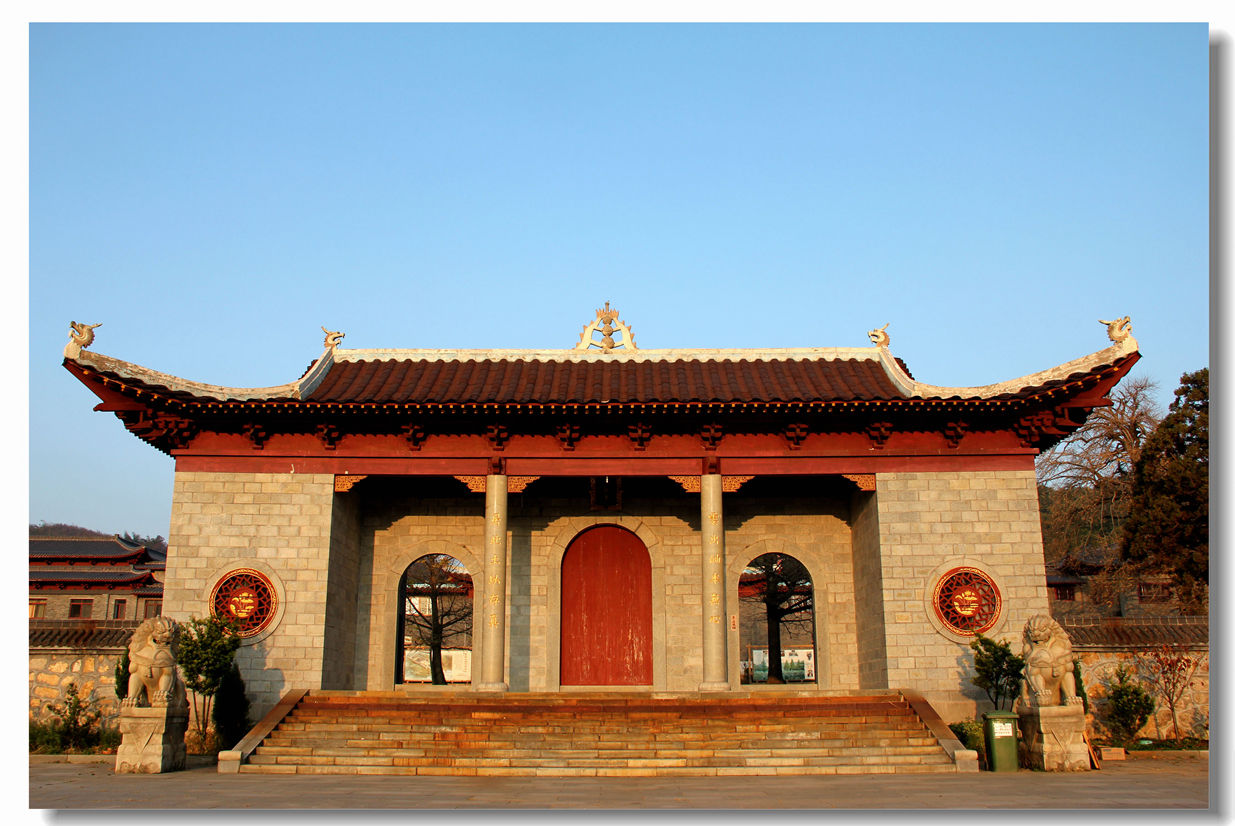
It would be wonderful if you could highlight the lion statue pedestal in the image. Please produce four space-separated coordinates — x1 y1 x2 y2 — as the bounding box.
116 617 189 774
1013 615 1089 772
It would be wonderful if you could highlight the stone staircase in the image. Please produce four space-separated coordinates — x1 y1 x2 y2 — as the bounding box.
235 690 960 776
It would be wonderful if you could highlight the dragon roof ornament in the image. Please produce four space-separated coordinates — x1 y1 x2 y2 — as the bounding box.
868 324 890 348
64 322 101 360
322 327 345 350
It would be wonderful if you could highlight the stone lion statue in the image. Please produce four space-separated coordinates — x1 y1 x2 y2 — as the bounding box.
123 617 187 709
1017 614 1083 709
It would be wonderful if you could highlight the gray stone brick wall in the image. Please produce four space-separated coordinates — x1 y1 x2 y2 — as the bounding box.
165 471 338 717
850 490 888 689
322 491 363 689
873 470 1050 717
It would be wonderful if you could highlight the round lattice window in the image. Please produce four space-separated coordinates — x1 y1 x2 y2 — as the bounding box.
210 569 278 637
932 567 1001 636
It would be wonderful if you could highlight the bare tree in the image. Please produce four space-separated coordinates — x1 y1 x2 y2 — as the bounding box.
739 553 813 683
1037 377 1161 488
1037 378 1161 576
402 555 473 684
1136 645 1207 741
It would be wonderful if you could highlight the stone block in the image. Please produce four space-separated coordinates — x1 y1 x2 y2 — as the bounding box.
115 705 189 774
1017 705 1090 771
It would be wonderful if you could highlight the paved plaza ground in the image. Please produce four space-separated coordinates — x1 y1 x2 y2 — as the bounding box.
28 752 1211 811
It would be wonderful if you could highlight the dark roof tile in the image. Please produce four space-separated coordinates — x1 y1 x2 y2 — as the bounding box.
1061 617 1208 649
307 357 907 405
29 620 141 650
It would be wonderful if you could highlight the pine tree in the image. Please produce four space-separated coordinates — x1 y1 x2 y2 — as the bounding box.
1121 369 1208 610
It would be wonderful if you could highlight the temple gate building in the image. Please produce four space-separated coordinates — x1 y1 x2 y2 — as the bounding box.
62 309 1141 730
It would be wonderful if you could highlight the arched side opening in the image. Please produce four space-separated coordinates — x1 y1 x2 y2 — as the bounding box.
560 524 653 686
396 554 474 685
738 552 817 685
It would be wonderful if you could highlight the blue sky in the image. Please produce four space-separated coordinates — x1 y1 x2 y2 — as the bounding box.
27 23 1210 538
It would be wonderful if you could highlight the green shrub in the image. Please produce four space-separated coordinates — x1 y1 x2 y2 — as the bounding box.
114 649 131 701
29 720 62 753
178 615 242 740
1105 666 1155 746
97 725 121 751
949 719 986 754
1073 659 1090 713
46 683 101 751
969 635 1025 710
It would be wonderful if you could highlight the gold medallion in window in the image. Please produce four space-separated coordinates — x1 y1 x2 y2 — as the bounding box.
932 567 1001 636
210 569 277 637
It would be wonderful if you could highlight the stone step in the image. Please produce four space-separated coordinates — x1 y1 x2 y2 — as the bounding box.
238 761 955 777
251 741 946 760
233 690 954 777
245 750 951 768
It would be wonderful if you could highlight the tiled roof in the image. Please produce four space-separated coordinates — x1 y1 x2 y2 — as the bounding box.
30 536 144 559
307 357 906 405
1061 617 1209 649
29 619 140 650
29 569 162 594
66 334 1140 407
30 569 156 584
29 536 166 570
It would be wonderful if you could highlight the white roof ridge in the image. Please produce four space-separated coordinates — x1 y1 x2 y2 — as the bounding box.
331 346 886 363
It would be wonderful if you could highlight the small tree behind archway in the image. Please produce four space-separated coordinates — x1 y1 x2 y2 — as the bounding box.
739 553 815 684
401 554 473 684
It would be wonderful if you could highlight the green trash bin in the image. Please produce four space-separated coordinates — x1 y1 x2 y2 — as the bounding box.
982 711 1019 772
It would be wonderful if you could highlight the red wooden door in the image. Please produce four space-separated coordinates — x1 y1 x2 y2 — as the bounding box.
560 525 653 686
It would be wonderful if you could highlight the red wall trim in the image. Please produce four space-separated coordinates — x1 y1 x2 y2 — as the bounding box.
175 452 1035 476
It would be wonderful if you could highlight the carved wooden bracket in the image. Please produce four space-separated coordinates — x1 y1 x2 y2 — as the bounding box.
242 423 268 450
943 421 968 449
400 423 426 451
334 475 367 492
1014 411 1066 448
842 473 877 492
454 475 539 493
556 423 581 451
668 475 754 493
722 475 754 492
122 412 197 450
865 421 893 449
455 476 486 493
507 476 539 493
316 423 341 450
700 423 724 451
158 416 198 450
627 422 652 451
783 423 809 450
486 424 510 452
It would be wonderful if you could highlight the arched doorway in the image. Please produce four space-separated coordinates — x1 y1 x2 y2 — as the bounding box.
738 552 817 684
396 554 474 684
560 524 653 686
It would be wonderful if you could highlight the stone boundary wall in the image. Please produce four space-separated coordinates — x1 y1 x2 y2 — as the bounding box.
1077 649 1210 741
29 648 125 726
